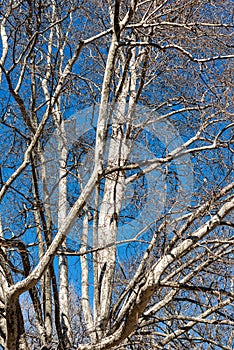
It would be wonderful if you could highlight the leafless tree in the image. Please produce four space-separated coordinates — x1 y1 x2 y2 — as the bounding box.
0 1 233 349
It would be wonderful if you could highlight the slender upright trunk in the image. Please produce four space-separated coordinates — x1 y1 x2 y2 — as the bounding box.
80 212 95 341
5 295 29 350
40 154 53 344
0 216 7 348
58 121 72 348
2 217 28 350
96 90 131 334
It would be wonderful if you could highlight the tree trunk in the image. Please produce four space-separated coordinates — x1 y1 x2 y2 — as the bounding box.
0 216 7 348
96 98 130 334
58 121 72 348
5 295 29 350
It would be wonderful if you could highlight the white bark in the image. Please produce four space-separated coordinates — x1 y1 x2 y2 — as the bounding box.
78 193 234 349
1 2 233 349
96 68 133 334
0 16 8 84
0 216 7 348
80 212 95 341
57 119 72 347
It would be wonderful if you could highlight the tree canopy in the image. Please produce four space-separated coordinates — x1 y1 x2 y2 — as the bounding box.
0 1 233 349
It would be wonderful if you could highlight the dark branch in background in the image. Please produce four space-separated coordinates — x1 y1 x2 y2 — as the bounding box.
0 65 36 133
160 282 234 298
118 41 234 63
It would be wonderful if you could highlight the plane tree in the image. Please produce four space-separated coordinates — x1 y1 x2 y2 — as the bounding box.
0 0 233 349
